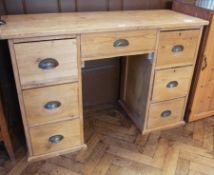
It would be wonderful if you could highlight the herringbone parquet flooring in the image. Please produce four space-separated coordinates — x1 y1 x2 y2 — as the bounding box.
11 107 214 175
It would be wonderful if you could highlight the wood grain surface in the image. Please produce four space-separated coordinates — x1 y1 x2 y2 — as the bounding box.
14 39 78 89
0 10 208 39
148 97 186 129
23 83 79 126
152 66 193 102
29 118 82 156
81 30 156 60
156 29 201 68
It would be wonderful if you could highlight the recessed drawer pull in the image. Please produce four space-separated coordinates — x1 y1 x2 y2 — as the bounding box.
0 19 6 25
48 135 64 144
44 101 61 110
38 58 59 70
166 81 178 89
172 45 184 53
113 39 129 48
161 110 172 118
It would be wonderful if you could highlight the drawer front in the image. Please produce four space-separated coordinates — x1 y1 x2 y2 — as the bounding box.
30 119 82 156
81 30 157 60
156 30 200 68
14 39 78 89
152 66 193 102
147 98 185 129
23 83 79 126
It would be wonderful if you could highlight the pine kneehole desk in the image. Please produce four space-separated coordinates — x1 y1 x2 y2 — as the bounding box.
0 10 208 161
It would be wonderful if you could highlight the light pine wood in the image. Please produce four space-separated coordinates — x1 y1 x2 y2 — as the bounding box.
13 35 76 43
120 27 203 133
125 54 152 127
23 83 79 126
81 30 157 60
120 31 160 133
2 10 207 162
120 54 154 130
8 36 85 161
0 10 208 39
189 17 214 122
146 27 203 133
29 118 82 156
14 39 78 89
76 35 86 150
156 29 201 68
152 66 193 102
142 31 161 132
8 40 33 156
28 144 87 162
147 98 186 129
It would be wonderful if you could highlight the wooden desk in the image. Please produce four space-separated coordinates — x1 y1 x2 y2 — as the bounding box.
0 10 208 161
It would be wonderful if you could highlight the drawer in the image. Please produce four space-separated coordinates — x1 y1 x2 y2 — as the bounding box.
23 83 79 126
156 30 200 68
81 30 156 60
152 66 193 102
30 118 82 156
14 39 78 89
147 98 185 129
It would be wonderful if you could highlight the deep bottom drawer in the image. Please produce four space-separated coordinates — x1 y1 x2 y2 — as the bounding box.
147 98 185 129
30 118 82 156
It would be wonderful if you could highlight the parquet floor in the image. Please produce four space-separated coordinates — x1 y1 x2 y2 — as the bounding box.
7 107 214 175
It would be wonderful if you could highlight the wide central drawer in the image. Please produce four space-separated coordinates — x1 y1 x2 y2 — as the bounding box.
29 118 82 156
14 39 78 89
152 66 193 102
23 83 79 126
81 30 157 60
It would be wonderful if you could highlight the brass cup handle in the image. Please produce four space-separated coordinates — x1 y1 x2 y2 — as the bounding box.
38 58 59 70
172 44 184 53
0 19 6 25
113 39 129 48
44 101 61 110
49 135 64 144
166 81 178 89
161 110 172 118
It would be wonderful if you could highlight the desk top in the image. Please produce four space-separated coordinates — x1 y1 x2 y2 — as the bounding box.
0 10 208 39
